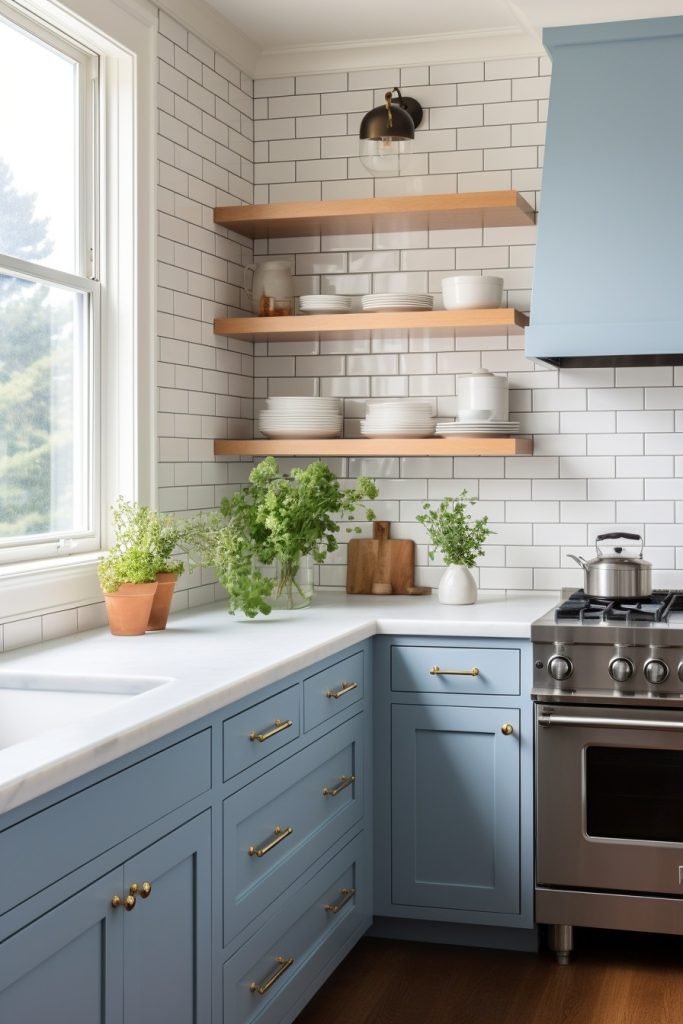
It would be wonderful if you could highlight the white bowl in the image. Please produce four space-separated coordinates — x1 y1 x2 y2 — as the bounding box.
441 275 503 310
458 408 492 422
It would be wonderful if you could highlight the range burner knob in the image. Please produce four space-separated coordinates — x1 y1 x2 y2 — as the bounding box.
644 659 669 685
548 655 573 682
609 656 634 683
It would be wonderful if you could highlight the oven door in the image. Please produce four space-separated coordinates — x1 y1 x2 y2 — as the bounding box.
536 703 683 896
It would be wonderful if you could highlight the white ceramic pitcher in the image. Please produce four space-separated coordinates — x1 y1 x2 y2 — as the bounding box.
243 260 294 316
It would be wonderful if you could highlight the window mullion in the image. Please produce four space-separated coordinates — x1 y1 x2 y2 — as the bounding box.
0 253 97 294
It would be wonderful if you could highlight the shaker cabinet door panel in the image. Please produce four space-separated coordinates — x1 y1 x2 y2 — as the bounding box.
0 869 123 1024
392 703 520 915
123 813 211 1024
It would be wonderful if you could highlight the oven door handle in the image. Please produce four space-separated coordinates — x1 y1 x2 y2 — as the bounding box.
538 713 683 732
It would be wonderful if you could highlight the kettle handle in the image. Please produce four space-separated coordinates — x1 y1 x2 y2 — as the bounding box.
595 532 643 556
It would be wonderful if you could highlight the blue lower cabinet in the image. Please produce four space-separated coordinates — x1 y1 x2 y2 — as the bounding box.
0 812 211 1024
223 715 365 945
0 869 124 1024
223 830 371 1024
391 703 520 916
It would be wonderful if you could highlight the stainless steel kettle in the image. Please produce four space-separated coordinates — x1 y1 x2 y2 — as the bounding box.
567 532 652 600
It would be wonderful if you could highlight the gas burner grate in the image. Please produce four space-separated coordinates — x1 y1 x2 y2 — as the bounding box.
555 590 681 624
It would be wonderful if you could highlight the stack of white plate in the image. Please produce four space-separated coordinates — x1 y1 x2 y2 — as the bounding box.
361 400 435 438
258 397 343 439
436 419 520 438
299 295 352 315
361 293 434 313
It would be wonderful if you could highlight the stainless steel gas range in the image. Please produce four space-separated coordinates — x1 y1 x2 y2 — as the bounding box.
532 590 683 964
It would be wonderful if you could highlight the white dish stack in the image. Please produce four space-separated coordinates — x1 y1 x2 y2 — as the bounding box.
299 295 352 315
258 397 343 438
361 400 435 438
361 293 433 313
436 369 518 436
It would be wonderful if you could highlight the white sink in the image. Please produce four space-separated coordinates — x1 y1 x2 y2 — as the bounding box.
0 672 173 750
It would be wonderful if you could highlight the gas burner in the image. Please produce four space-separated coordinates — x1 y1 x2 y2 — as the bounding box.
554 590 677 625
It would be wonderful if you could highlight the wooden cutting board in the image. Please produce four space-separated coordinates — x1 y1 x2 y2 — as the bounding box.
346 521 431 596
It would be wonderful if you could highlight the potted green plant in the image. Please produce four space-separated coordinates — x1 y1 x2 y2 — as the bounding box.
182 457 378 617
416 490 492 605
98 498 184 635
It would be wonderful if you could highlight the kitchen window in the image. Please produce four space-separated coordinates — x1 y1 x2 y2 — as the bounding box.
0 0 155 620
0 2 100 565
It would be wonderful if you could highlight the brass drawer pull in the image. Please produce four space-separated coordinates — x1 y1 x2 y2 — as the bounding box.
249 719 293 743
429 665 480 677
326 680 358 700
249 956 294 995
501 723 514 736
111 894 136 911
325 887 356 914
322 774 355 798
248 825 294 858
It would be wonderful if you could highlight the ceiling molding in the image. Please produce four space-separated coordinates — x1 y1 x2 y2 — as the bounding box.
254 27 543 77
156 0 259 75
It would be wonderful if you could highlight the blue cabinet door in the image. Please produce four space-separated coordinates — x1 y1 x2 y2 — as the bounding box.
0 869 124 1024
392 704 520 915
123 812 211 1024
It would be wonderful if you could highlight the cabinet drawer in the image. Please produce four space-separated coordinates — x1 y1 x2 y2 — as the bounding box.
0 730 211 918
303 650 364 733
223 831 370 1024
223 714 364 944
391 644 520 696
223 684 301 781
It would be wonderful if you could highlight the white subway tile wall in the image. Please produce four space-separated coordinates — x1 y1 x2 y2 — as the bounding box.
250 56 683 594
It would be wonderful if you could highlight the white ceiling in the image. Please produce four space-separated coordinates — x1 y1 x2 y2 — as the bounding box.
196 0 683 76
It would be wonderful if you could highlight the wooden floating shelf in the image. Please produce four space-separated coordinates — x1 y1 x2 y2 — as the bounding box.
214 190 535 239
214 308 528 339
214 438 533 457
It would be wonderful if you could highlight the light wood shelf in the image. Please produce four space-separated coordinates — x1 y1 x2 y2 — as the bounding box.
214 438 533 457
214 308 528 339
214 190 535 239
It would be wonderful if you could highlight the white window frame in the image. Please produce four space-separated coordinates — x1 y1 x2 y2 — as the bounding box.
0 0 156 622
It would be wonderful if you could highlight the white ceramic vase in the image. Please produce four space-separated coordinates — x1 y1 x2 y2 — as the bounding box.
438 564 477 605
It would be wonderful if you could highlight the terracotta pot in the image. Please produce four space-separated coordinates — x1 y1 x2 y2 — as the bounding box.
103 582 158 636
147 572 178 631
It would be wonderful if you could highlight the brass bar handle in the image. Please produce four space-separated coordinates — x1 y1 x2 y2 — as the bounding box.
324 887 356 914
249 719 293 743
112 894 136 911
501 723 514 736
322 774 355 798
248 825 294 858
129 882 152 899
429 665 480 677
250 956 294 995
326 680 358 700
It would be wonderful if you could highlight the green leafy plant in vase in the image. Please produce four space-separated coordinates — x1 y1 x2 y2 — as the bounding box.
416 490 492 605
183 457 378 617
98 498 184 634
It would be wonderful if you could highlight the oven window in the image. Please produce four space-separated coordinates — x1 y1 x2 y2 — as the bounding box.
586 746 683 842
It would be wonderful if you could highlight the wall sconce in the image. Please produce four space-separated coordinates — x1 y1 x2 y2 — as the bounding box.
359 87 423 177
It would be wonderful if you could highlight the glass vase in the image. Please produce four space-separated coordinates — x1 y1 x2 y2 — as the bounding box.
269 554 314 610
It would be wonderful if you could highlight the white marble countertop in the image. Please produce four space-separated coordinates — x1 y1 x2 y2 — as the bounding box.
0 591 557 815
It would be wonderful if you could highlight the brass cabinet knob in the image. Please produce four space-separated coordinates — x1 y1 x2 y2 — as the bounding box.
140 881 152 899
112 894 136 911
501 723 514 736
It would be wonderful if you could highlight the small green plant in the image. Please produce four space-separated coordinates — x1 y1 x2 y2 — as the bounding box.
98 497 184 593
181 458 379 617
416 490 492 569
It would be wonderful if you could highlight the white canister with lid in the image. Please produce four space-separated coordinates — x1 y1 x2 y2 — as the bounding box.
243 260 294 316
458 370 509 422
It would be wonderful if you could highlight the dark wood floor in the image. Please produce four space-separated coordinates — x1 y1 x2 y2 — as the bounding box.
295 929 683 1024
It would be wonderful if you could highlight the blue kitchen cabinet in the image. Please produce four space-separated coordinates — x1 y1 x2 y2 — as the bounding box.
391 703 520 914
0 812 210 1023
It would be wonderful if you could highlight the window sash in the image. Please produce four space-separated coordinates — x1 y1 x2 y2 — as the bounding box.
0 2 100 564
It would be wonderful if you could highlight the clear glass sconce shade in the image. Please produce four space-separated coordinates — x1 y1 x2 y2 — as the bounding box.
359 136 412 177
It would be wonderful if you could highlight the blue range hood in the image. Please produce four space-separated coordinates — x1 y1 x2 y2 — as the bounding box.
526 17 683 366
